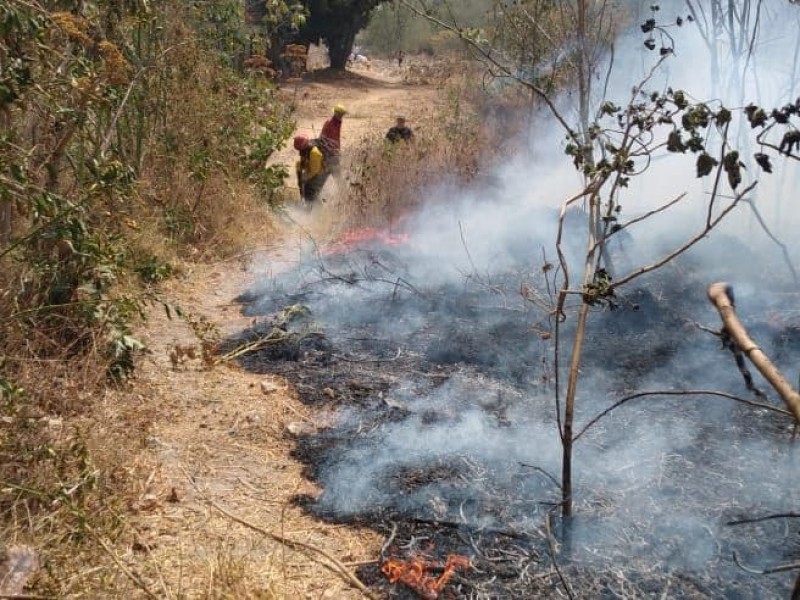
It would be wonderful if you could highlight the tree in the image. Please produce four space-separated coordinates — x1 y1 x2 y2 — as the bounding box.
298 0 387 69
402 0 800 522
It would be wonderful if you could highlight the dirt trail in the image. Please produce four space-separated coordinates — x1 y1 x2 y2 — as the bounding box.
120 61 443 598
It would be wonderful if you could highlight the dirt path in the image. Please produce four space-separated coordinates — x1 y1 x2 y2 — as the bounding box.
118 60 444 598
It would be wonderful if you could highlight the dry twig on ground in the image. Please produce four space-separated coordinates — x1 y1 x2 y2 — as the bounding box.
184 472 378 600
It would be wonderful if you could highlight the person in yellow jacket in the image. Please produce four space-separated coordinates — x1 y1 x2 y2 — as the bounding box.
293 134 329 207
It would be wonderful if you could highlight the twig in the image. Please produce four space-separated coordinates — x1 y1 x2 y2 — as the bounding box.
335 348 402 363
742 198 799 285
400 516 536 540
727 512 800 526
573 389 792 442
193 489 378 599
215 330 323 363
89 527 161 600
544 514 574 600
380 522 398 559
519 463 562 490
99 43 189 158
458 220 482 281
611 181 757 290
733 552 800 575
589 192 687 256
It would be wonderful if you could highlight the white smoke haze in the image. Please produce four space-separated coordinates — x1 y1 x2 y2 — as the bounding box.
236 2 800 595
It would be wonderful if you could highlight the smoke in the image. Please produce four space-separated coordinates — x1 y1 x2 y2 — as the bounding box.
235 2 800 594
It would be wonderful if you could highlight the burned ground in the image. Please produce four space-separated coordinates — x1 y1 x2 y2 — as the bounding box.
227 225 799 598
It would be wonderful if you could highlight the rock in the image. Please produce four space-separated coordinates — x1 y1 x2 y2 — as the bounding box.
260 379 281 395
0 545 39 596
383 396 406 410
286 421 315 437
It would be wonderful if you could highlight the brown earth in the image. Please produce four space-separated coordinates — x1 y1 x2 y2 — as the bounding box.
105 59 449 599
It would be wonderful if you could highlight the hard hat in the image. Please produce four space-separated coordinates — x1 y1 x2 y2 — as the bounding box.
333 104 347 116
293 135 309 150
396 115 406 121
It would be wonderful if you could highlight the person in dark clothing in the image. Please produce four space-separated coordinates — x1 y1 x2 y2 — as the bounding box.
385 115 414 143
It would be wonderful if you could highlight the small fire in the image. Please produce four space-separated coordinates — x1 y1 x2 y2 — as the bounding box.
380 554 470 599
323 227 410 256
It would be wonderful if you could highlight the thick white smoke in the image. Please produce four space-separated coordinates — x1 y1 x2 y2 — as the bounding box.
239 2 800 593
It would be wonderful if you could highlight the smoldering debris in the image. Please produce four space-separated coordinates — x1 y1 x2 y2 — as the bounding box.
227 222 799 597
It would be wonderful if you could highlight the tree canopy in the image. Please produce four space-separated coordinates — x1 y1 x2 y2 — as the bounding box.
298 0 387 69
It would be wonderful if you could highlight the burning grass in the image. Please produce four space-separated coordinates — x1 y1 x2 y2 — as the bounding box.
381 553 471 599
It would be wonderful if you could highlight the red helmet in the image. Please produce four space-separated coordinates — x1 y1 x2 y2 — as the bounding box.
293 135 310 150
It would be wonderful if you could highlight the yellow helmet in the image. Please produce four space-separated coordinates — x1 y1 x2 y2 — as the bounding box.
333 104 347 116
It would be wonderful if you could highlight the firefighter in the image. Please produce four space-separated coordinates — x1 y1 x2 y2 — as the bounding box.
294 135 329 208
385 115 414 143
320 104 346 172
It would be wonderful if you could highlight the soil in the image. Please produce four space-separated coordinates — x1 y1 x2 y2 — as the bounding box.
118 58 447 598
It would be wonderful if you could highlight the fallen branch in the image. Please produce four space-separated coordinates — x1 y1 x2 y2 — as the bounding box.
727 512 800 526
733 552 800 575
707 282 800 422
334 348 403 363
215 330 324 364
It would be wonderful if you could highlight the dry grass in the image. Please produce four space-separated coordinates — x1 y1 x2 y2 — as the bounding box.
0 53 510 599
317 87 483 236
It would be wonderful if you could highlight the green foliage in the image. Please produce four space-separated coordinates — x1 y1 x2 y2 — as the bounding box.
134 253 175 283
0 0 294 386
582 268 616 308
567 83 798 198
359 0 489 56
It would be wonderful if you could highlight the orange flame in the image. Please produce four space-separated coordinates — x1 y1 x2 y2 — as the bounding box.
381 554 470 599
323 227 410 256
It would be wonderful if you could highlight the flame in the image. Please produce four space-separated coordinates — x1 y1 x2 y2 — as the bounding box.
323 227 410 255
381 554 470 599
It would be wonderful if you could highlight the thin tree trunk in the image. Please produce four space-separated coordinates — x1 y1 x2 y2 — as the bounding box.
0 109 11 244
561 301 590 517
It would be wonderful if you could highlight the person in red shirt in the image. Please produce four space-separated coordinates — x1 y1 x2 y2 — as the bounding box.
320 104 346 172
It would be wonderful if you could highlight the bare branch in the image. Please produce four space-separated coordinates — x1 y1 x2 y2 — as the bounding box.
589 193 688 257
573 389 792 443
99 43 189 158
610 181 757 290
400 0 579 142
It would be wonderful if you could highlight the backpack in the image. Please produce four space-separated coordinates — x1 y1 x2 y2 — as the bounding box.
310 137 334 157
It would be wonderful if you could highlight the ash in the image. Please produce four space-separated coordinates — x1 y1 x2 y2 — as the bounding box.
229 224 799 598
